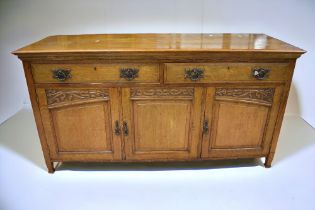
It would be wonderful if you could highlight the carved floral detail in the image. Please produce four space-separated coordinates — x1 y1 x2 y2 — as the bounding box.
46 89 109 106
131 88 194 97
215 88 275 103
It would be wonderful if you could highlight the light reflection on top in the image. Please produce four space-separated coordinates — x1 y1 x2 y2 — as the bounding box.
13 33 304 53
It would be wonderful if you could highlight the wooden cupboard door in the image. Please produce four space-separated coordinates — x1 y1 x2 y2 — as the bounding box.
201 86 283 158
121 87 203 160
37 88 122 161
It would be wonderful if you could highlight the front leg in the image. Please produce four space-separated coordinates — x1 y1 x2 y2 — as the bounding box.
47 161 55 173
264 152 275 168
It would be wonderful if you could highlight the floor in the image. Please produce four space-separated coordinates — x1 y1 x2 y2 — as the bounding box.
0 109 314 210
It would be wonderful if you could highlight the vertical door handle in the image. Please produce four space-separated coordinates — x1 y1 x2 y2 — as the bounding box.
123 121 129 136
114 120 121 136
203 119 209 134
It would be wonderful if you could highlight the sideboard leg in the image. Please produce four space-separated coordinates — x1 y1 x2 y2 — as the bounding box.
47 161 55 173
264 153 275 168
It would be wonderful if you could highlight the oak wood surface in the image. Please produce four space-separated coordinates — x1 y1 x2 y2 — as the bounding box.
265 61 297 167
37 88 122 161
13 33 304 54
12 34 305 62
22 62 55 173
13 33 305 172
165 63 290 83
121 87 204 160
201 86 283 158
212 102 269 148
32 63 160 83
52 103 112 152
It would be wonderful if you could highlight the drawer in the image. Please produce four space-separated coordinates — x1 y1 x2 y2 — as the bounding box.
32 64 160 83
164 63 290 83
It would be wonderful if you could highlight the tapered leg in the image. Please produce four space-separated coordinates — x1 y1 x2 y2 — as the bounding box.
47 161 55 173
264 153 275 168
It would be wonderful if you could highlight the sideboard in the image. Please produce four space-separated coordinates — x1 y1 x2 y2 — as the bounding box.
13 33 305 173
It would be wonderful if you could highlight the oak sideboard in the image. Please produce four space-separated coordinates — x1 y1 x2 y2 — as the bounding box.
13 33 305 173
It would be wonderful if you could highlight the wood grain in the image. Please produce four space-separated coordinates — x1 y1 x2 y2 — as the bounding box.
37 88 122 162
13 34 304 54
201 86 283 158
51 103 112 152
133 101 191 151
264 61 297 167
122 87 203 160
32 63 160 83
211 102 269 148
13 33 305 172
165 63 290 83
22 62 55 173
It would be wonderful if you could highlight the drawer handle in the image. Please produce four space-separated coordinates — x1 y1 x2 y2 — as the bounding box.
252 68 270 80
52 69 71 81
123 121 129 136
114 120 121 136
184 68 204 81
120 68 139 81
203 119 209 134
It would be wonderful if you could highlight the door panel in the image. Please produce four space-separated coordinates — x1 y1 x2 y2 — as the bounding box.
201 86 283 158
212 102 269 148
37 88 122 161
133 101 191 151
51 103 112 152
122 87 203 160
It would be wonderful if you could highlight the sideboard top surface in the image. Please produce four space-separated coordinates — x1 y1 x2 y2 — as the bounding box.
13 33 305 55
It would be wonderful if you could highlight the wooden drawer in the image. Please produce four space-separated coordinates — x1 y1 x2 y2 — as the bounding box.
164 63 290 83
32 64 160 83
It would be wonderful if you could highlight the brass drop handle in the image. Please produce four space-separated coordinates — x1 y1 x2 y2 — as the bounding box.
114 121 121 136
252 68 270 80
123 121 129 136
203 119 209 134
184 68 204 81
120 68 139 81
52 69 72 81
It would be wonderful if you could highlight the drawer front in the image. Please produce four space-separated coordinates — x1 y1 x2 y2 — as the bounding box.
164 63 290 83
32 64 160 83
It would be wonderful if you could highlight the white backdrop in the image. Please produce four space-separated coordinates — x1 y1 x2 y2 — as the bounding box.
0 0 314 127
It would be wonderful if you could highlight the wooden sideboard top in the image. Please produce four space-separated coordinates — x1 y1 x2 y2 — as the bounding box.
13 33 305 54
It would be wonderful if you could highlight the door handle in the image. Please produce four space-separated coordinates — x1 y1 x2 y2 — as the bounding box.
114 120 121 136
203 119 209 134
123 121 129 136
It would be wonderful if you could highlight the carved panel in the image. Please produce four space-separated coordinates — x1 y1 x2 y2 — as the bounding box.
215 88 275 104
130 88 194 98
46 89 109 107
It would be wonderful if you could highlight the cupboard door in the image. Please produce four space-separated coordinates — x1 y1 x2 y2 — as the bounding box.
122 87 203 160
201 86 283 158
37 88 122 161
